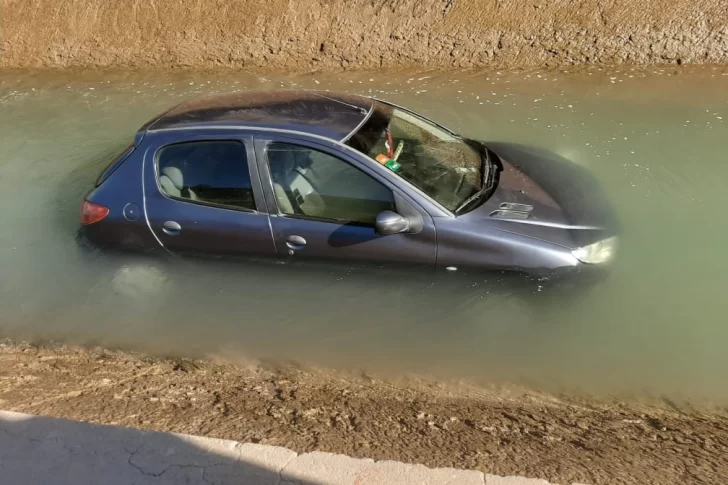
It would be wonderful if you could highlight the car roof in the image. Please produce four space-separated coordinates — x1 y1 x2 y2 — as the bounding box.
138 90 374 142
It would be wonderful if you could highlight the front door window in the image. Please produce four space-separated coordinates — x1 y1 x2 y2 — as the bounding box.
266 142 394 226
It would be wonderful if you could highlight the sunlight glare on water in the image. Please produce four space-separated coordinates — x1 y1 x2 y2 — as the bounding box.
1 67 727 402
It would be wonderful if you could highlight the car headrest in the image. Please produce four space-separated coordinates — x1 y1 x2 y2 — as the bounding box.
161 166 184 191
269 149 295 174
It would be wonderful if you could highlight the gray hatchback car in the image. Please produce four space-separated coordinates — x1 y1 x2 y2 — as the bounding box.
81 90 619 281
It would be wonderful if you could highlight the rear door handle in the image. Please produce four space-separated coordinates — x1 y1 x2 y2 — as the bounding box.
162 220 182 236
286 235 306 252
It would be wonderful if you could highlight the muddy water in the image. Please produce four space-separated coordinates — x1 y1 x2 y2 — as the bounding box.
1 67 727 402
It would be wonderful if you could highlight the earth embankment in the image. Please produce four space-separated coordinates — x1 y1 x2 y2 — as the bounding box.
1 0 727 70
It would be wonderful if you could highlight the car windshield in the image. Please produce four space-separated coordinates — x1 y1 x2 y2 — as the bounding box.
346 102 489 212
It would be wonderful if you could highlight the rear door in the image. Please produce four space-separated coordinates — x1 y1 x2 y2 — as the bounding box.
142 133 276 259
253 135 437 271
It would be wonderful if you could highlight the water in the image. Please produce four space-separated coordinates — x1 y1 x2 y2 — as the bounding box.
1 67 727 402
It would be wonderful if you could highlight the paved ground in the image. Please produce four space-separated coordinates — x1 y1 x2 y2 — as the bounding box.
0 410 589 485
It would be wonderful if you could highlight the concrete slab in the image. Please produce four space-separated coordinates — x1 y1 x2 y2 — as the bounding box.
366 460 485 484
486 475 553 485
0 410 591 485
281 451 374 484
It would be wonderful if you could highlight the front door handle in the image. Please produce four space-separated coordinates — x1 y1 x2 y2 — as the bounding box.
286 235 307 252
162 220 182 236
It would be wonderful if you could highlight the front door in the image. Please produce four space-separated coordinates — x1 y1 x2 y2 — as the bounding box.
254 137 437 271
142 135 276 259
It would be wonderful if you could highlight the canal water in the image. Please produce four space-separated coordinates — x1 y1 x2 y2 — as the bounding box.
1 67 727 402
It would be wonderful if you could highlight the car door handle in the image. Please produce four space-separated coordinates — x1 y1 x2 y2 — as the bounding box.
162 220 182 236
286 235 306 251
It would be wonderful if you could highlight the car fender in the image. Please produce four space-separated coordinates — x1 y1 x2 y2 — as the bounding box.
434 217 579 274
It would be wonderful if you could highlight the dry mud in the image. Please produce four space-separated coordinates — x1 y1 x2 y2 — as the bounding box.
1 340 726 485
1 0 727 70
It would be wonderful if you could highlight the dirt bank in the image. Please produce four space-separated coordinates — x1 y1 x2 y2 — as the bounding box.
0 340 726 485
1 0 727 70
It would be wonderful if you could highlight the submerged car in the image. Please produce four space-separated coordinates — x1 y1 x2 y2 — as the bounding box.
81 90 618 279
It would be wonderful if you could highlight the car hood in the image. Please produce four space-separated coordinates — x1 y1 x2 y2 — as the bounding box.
459 142 619 248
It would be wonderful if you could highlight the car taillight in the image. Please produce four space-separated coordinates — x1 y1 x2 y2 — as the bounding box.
81 200 109 225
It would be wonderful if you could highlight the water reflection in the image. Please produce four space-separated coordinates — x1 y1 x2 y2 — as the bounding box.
1 67 727 402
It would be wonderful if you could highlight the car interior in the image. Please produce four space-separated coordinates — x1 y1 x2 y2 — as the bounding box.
157 141 255 210
156 141 394 224
159 166 199 200
267 143 395 225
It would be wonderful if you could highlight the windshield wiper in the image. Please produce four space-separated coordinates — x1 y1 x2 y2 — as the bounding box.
455 187 488 215
479 145 490 187
454 145 492 215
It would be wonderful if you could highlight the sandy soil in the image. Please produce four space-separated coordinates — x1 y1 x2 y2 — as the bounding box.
0 340 726 485
2 0 727 70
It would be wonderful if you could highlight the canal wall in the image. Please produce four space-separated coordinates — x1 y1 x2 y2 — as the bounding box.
1 0 727 70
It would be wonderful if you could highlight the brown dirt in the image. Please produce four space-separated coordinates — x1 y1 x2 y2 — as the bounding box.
1 0 727 70
0 340 727 485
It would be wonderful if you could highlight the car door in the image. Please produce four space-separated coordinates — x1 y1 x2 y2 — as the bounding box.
254 135 437 271
142 133 276 259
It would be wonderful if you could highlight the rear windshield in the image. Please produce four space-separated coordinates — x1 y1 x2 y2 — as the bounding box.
95 144 135 187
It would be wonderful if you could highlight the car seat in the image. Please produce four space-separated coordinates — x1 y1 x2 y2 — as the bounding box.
159 166 198 200
269 149 324 217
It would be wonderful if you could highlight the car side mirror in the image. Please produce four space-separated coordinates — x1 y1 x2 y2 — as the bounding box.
375 211 410 236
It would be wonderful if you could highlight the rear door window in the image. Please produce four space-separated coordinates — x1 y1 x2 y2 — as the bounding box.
156 140 256 211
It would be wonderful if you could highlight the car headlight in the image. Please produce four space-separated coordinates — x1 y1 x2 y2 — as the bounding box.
572 236 618 264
